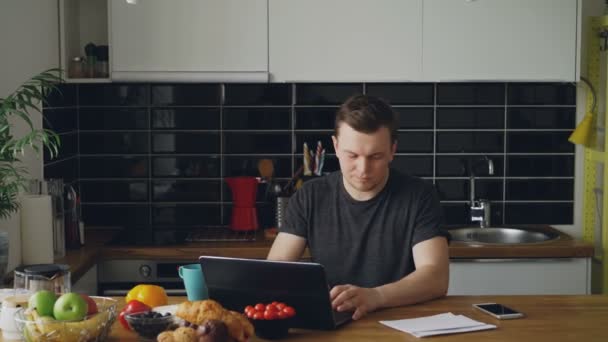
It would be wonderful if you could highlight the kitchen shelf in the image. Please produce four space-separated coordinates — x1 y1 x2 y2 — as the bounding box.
59 0 110 82
63 78 111 84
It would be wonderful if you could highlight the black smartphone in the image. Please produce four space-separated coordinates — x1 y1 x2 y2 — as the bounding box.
472 303 524 320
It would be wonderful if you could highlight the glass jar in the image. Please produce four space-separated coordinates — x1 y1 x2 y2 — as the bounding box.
68 57 84 78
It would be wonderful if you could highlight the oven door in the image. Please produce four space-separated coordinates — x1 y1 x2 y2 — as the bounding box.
98 282 186 296
97 259 191 296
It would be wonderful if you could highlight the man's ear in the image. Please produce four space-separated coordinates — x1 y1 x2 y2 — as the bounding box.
389 141 397 161
332 135 338 152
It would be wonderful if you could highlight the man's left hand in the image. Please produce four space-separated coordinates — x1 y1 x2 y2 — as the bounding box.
329 284 385 320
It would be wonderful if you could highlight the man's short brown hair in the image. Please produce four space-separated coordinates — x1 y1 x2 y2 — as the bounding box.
334 94 399 143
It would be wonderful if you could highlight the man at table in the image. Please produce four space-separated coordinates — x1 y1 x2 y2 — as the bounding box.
268 94 450 320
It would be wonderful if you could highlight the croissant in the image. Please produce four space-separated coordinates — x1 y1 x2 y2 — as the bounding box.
167 300 253 342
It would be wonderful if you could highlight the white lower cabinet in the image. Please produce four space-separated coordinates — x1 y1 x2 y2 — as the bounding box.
72 264 98 296
449 258 590 295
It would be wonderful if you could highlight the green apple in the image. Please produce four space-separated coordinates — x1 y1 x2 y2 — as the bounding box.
28 290 57 317
53 293 88 321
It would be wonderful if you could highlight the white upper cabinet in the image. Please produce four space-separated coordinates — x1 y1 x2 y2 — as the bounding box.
269 0 423 82
422 0 579 81
110 0 268 82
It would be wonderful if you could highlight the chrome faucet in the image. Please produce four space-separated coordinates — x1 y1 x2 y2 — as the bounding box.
468 156 494 228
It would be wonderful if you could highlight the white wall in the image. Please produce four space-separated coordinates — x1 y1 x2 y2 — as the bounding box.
0 0 59 272
1 0 59 181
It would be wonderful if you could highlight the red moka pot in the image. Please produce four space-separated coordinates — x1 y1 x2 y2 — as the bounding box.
225 177 259 231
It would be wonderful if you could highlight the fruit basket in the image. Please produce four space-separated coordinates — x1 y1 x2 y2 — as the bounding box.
14 296 118 342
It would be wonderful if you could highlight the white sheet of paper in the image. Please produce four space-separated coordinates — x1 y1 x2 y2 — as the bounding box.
412 324 497 337
380 312 497 338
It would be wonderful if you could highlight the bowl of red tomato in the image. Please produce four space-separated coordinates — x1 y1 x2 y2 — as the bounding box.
244 302 296 339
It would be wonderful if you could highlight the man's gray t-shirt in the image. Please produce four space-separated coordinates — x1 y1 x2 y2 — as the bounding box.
281 169 447 288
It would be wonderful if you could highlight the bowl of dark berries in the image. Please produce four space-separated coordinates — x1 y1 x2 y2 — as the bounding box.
125 310 176 340
244 302 296 340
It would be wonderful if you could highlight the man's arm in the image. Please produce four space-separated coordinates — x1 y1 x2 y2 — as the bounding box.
330 236 449 319
267 232 307 261
375 235 449 305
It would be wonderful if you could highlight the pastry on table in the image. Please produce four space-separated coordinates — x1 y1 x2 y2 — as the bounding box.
157 300 253 342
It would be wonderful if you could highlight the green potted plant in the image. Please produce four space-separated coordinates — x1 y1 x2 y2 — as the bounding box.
0 69 62 219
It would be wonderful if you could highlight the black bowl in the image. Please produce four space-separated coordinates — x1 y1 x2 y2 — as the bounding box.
125 311 175 340
251 317 293 340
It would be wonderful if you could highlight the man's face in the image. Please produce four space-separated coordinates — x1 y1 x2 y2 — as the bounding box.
332 123 396 194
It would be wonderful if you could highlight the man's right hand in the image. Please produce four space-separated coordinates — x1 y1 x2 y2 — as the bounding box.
330 284 385 320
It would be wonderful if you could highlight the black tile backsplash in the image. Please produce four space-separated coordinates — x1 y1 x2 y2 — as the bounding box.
391 156 433 177
437 83 505 105
80 156 148 178
223 108 291 130
436 155 504 177
45 133 78 162
223 156 292 178
397 132 434 153
437 132 504 153
152 156 221 178
80 108 148 130
223 84 291 105
43 83 77 108
507 132 573 153
436 179 503 202
44 157 78 183
152 204 221 226
295 108 337 130
507 108 576 129
43 108 78 133
395 108 434 129
80 132 148 154
81 180 148 202
79 84 148 106
82 204 150 226
508 83 576 105
506 179 574 201
152 180 221 202
225 132 292 154
366 83 434 105
43 82 576 228
152 108 220 130
152 133 220 154
505 203 573 224
436 108 504 129
507 155 574 177
296 83 363 105
151 84 220 105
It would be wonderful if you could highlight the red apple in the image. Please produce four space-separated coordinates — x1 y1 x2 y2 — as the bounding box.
79 294 98 315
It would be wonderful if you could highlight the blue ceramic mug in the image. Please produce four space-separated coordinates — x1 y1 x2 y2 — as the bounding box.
178 264 208 301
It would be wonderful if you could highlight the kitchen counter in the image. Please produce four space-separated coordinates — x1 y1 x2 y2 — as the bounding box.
56 225 593 284
82 295 608 341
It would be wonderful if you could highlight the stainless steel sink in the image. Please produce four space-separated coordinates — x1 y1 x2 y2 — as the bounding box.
448 227 560 244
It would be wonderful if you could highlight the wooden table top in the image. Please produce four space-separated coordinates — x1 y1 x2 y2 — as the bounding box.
98 295 607 342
